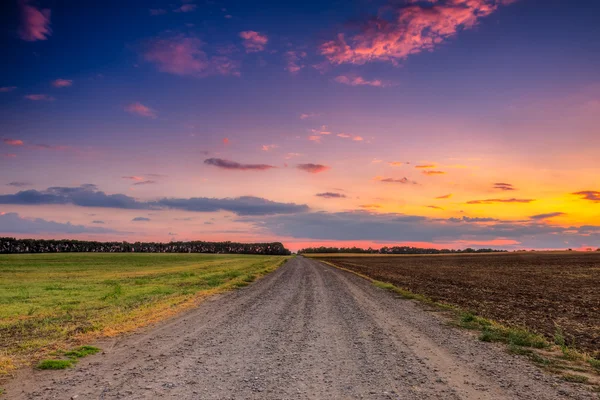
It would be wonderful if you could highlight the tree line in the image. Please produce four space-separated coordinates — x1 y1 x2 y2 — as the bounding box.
297 246 507 254
0 237 291 255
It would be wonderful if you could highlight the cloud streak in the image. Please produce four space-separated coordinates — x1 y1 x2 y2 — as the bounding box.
316 192 347 199
204 158 276 171
467 198 535 204
125 102 156 118
572 191 600 202
297 163 330 174
0 212 114 234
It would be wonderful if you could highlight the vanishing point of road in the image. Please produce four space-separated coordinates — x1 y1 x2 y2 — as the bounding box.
5 257 595 399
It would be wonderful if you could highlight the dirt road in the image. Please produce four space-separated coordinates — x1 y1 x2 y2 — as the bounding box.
4 257 595 399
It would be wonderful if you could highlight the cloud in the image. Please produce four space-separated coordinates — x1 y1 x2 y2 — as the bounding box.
337 133 363 141
572 191 600 202
246 210 600 249
92 220 105 224
436 194 452 199
530 212 566 220
467 198 535 204
3 154 17 158
285 51 307 73
122 176 144 181
204 158 276 171
174 4 197 12
421 170 445 175
375 176 417 184
334 75 386 87
0 212 114 234
7 182 31 187
320 0 516 65
0 87 17 93
52 79 73 88
494 182 516 191
133 180 157 186
132 217 151 222
18 0 51 42
300 113 319 120
261 144 278 151
388 161 406 167
24 94 54 101
415 164 436 169
427 205 444 210
311 125 331 135
297 163 330 174
3 138 24 146
149 8 167 15
316 192 347 199
360 204 382 209
143 35 240 77
125 102 156 118
308 135 322 143
0 185 308 216
239 31 269 52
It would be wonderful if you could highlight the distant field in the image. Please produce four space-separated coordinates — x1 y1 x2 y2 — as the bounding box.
311 252 600 356
0 253 289 374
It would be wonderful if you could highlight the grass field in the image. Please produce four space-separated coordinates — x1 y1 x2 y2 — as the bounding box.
0 253 289 375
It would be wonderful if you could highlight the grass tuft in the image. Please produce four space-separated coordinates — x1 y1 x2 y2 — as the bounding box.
37 359 74 370
64 345 100 359
562 374 589 384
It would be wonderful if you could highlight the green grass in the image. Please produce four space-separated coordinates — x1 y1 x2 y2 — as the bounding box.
562 374 589 384
36 359 74 370
64 345 100 359
0 253 289 374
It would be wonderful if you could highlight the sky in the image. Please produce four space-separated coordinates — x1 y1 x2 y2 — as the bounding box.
0 0 599 251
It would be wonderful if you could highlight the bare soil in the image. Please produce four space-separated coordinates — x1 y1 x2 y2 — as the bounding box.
3 256 597 399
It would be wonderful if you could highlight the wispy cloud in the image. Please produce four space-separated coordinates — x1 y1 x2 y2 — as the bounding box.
0 87 17 93
316 192 346 199
320 0 517 65
0 212 115 234
7 181 31 187
204 158 276 171
149 8 167 16
18 0 51 42
133 180 157 186
24 94 54 101
421 170 445 176
299 112 319 120
308 135 322 143
239 31 269 53
285 51 307 73
174 3 197 13
125 102 156 118
132 217 151 222
415 164 436 169
494 182 516 191
427 205 444 210
52 79 73 88
359 204 382 209
122 176 144 181
3 138 24 146
311 125 331 135
261 144 278 151
530 212 566 220
143 35 240 77
388 161 406 167
572 191 600 202
374 176 417 184
436 194 452 199
337 133 364 141
334 75 387 87
467 198 535 205
297 163 330 174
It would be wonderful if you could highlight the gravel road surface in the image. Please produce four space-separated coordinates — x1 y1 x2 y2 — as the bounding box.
4 256 596 399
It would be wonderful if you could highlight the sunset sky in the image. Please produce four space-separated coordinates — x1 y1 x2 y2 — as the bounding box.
1 0 599 251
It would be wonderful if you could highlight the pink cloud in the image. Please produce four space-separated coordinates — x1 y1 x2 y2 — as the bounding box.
436 193 453 199
300 112 319 120
374 176 417 184
388 161 406 167
204 158 276 171
143 35 240 77
52 79 73 88
337 133 351 138
18 0 51 42
3 154 17 158
261 144 278 151
285 51 307 73
422 170 446 175
320 0 516 65
239 31 269 53
297 163 330 174
0 87 17 93
311 125 331 135
308 135 322 143
416 164 436 169
223 138 230 145
24 94 54 101
125 102 156 118
3 139 24 146
352 136 364 141
122 176 144 181
334 75 386 87
174 4 197 13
